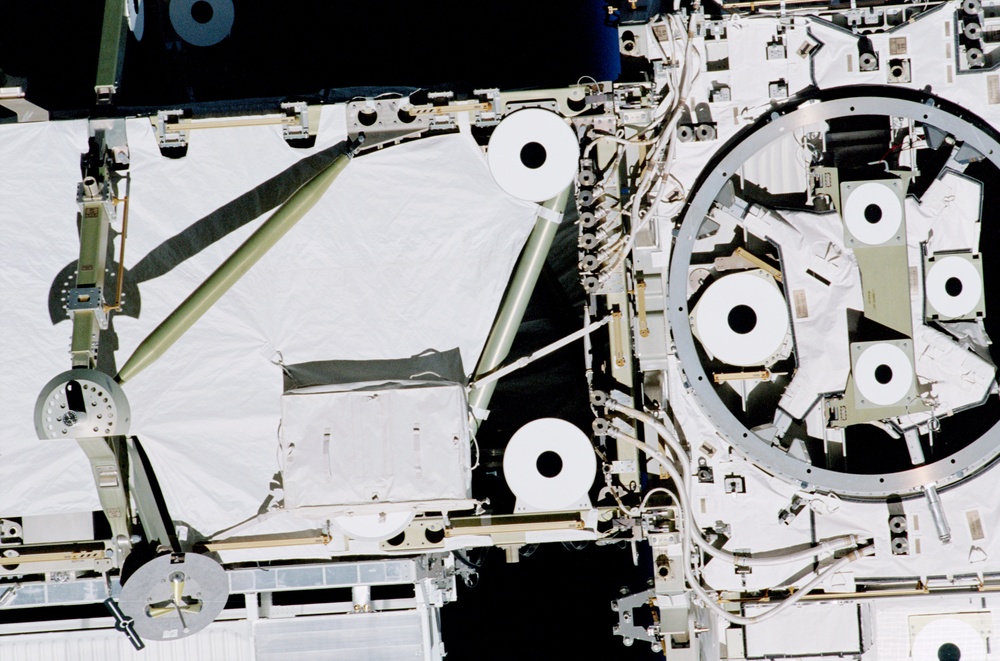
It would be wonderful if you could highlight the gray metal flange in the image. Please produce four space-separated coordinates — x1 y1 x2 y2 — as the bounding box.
666 87 1000 498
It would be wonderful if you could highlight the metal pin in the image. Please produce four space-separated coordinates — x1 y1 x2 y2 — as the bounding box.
923 484 951 544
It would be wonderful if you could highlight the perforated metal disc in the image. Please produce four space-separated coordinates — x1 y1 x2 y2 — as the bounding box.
34 369 131 439
119 553 229 641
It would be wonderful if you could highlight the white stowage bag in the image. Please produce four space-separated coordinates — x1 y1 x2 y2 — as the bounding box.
280 382 472 512
0 107 538 536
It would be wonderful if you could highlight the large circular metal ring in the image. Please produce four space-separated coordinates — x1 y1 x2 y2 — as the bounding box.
666 87 1000 498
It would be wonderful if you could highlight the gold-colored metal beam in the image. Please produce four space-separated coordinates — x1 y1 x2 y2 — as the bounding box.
734 247 783 283
204 532 331 552
713 370 771 383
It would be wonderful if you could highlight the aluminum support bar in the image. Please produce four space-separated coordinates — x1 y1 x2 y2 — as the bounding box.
468 186 572 428
77 437 131 547
116 146 355 384
72 191 113 367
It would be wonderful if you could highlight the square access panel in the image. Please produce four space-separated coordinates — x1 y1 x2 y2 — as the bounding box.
924 251 985 321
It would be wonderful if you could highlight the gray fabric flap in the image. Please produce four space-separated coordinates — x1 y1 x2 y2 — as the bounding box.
282 348 466 392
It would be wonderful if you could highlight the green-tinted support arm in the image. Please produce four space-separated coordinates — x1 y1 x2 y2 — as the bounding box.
468 186 572 431
116 144 357 384
127 437 180 553
95 0 129 104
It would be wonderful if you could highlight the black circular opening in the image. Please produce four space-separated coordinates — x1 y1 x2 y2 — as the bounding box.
875 364 893 384
357 108 377 127
191 0 214 24
536 450 563 478
938 642 961 661
727 305 757 334
945 276 964 297
891 66 904 77
864 203 883 224
520 142 547 169
424 527 445 544
386 532 405 547
397 107 416 124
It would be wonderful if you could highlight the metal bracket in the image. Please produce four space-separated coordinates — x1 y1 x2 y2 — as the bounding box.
0 84 48 123
154 110 189 152
380 519 446 552
280 101 318 142
612 588 664 652
66 286 109 330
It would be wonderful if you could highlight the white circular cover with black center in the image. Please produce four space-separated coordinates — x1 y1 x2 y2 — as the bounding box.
487 108 579 202
169 0 235 47
843 182 903 245
692 271 790 367
34 369 130 439
854 343 914 406
503 418 596 511
911 618 986 661
119 553 229 641
926 255 982 319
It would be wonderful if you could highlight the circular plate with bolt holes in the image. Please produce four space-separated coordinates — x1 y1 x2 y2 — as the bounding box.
119 553 229 641
34 369 131 440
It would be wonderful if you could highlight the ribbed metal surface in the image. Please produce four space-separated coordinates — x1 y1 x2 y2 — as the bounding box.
4 558 419 611
255 611 426 661
0 622 253 661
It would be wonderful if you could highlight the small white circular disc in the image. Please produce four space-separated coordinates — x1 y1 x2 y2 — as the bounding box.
169 0 235 47
911 619 986 661
854 343 914 406
844 182 903 245
332 511 414 541
503 418 596 511
487 109 579 202
926 255 982 318
693 272 790 367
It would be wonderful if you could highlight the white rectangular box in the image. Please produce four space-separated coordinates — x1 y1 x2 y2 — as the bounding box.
280 381 471 510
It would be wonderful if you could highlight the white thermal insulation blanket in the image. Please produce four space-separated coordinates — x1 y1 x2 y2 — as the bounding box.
0 109 539 537
280 382 471 511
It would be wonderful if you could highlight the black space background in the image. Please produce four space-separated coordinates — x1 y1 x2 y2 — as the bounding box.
0 1 659 658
